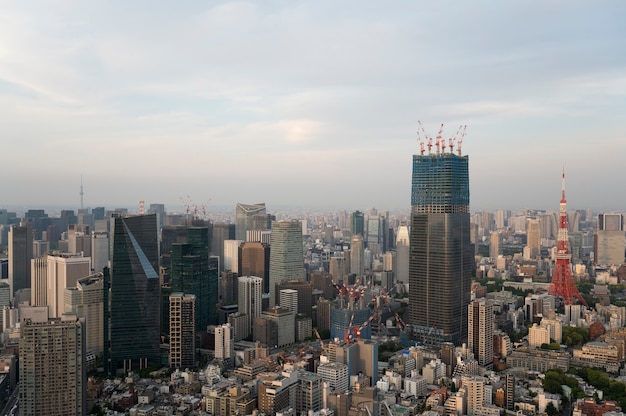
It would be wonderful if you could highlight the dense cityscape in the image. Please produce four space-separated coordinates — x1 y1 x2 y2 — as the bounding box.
1 142 625 416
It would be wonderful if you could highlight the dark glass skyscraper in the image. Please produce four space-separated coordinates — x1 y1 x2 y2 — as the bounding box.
408 152 472 346
107 214 160 375
170 227 218 332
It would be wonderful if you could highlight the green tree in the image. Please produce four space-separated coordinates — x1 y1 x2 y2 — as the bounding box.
545 402 559 416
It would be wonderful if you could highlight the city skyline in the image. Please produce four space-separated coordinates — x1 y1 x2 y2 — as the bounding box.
1 2 625 210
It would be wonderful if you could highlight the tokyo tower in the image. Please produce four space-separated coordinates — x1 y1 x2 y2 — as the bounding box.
548 170 587 306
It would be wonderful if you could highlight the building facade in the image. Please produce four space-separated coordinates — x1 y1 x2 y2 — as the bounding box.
408 151 472 346
269 220 304 308
468 299 494 368
19 314 86 416
107 214 160 375
169 293 196 368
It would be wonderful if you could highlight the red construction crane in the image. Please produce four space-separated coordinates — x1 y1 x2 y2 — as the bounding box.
435 123 444 154
344 313 355 342
313 327 325 350
354 312 377 341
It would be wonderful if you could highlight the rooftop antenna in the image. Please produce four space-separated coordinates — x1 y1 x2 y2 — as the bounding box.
80 175 84 210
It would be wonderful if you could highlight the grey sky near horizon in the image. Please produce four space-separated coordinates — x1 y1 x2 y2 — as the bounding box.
1 1 625 213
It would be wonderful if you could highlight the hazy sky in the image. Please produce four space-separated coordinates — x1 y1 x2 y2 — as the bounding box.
2 1 625 213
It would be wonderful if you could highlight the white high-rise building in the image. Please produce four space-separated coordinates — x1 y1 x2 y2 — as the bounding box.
215 323 234 360
468 299 494 369
46 253 91 318
279 288 298 314
317 361 349 393
528 323 550 348
91 231 109 274
396 226 409 283
224 240 243 273
269 220 304 308
64 274 105 356
238 276 263 333
350 234 364 277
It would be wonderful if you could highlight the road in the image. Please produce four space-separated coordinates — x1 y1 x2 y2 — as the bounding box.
0 386 18 416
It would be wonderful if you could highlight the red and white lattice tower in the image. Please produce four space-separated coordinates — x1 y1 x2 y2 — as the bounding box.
548 170 587 306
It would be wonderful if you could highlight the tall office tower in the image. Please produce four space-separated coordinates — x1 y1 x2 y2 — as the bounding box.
215 323 234 360
279 289 298 314
30 256 48 307
269 220 304 308
92 207 105 222
147 203 166 233
526 218 541 259
107 214 160 375
408 144 472 346
297 371 323 414
224 240 243 273
238 276 263 335
495 210 506 229
220 270 239 305
350 211 365 236
595 213 625 266
19 314 86 416
396 226 410 283
246 229 272 244
46 253 91 318
263 306 295 347
277 279 313 317
367 215 383 255
239 242 270 293
317 362 349 393
68 225 91 257
0 283 10 329
350 234 364 277
235 202 266 241
440 342 456 377
64 274 105 357
211 223 235 271
505 374 515 410
464 376 489 416
32 240 49 258
170 227 215 332
8 223 33 297
468 299 494 368
91 231 109 273
169 293 196 368
528 323 550 348
548 172 587 306
489 231 500 259
311 271 336 300
329 257 347 281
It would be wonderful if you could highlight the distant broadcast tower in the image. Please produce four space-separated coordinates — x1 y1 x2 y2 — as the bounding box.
548 170 587 306
80 175 84 210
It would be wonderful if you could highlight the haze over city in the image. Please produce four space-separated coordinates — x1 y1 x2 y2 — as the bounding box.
2 1 625 211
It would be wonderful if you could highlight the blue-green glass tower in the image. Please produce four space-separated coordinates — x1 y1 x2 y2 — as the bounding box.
170 227 218 332
107 214 160 375
408 152 472 347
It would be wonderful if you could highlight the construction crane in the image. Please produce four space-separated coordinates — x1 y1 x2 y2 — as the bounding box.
313 327 325 350
457 125 467 156
435 123 444 154
416 129 425 155
344 313 355 342
354 312 377 341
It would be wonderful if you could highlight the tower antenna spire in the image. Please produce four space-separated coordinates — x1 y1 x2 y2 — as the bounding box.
80 175 84 210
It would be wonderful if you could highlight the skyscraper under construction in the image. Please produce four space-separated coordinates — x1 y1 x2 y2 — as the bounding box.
408 132 472 347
